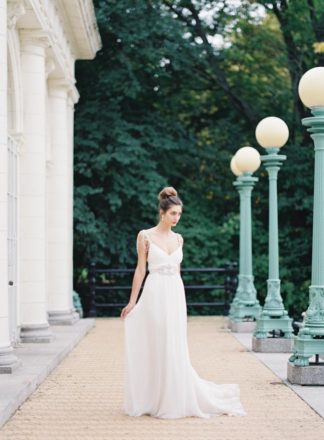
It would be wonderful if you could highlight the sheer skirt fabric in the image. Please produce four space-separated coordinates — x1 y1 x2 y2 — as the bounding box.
123 230 246 419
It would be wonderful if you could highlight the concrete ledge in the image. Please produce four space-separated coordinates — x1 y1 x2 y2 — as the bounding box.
228 319 256 333
0 318 95 428
252 336 294 353
287 362 324 385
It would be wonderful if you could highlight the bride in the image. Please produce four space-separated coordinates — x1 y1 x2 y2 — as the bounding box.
120 186 246 419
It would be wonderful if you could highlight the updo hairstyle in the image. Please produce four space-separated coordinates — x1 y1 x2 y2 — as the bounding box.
158 186 183 213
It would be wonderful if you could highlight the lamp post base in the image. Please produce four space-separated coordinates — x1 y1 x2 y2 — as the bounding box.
287 361 324 385
228 319 256 333
228 301 261 323
252 335 294 352
254 314 294 339
289 334 324 366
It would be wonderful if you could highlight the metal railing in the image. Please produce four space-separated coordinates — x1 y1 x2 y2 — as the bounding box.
85 262 238 317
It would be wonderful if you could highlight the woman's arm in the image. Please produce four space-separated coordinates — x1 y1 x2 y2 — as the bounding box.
120 231 148 319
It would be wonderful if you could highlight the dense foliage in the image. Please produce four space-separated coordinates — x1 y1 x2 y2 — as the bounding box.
74 0 324 319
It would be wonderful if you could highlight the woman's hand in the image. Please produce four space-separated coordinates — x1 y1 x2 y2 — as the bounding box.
120 301 136 319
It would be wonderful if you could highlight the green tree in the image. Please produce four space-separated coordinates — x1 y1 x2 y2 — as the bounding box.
74 0 323 319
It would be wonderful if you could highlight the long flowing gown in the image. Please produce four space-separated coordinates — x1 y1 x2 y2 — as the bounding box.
123 230 246 419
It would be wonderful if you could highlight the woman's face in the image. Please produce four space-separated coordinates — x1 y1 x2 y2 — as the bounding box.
161 205 182 227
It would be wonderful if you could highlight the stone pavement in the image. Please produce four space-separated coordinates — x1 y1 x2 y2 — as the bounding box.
1 316 324 440
232 329 324 419
0 318 95 428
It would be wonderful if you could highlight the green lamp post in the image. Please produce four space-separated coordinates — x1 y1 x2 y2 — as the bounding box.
252 117 294 352
228 147 262 332
288 67 324 385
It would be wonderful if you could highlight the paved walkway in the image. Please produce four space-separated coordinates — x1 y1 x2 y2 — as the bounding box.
0 319 95 428
1 316 324 440
232 330 324 418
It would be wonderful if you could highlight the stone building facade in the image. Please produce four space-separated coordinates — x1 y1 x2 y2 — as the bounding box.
0 0 101 372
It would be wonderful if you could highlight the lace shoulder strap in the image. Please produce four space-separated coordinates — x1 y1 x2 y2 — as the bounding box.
136 229 150 254
177 233 183 246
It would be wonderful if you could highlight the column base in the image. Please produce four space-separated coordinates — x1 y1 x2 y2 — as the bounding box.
48 309 80 325
252 335 294 353
20 323 55 343
287 361 324 385
0 346 22 374
228 319 256 333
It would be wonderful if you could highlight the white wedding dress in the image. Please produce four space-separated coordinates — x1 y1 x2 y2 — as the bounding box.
123 230 246 419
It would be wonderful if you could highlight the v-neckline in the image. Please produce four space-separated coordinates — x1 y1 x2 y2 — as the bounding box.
145 231 181 256
150 241 181 257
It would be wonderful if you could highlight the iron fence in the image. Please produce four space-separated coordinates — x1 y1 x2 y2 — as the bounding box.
82 262 238 317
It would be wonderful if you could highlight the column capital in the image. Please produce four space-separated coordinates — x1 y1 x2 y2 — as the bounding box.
67 93 76 108
46 58 56 79
48 78 70 98
69 84 80 105
48 79 79 105
19 29 50 49
7 0 26 30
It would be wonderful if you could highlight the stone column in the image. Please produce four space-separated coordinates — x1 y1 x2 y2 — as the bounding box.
46 80 79 324
0 0 21 372
67 90 79 312
19 31 54 342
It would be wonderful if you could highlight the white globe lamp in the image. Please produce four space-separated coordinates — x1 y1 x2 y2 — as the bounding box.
255 117 289 150
235 146 261 174
298 67 324 109
230 156 243 177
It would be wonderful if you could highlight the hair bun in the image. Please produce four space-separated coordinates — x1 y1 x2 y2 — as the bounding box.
158 186 178 201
